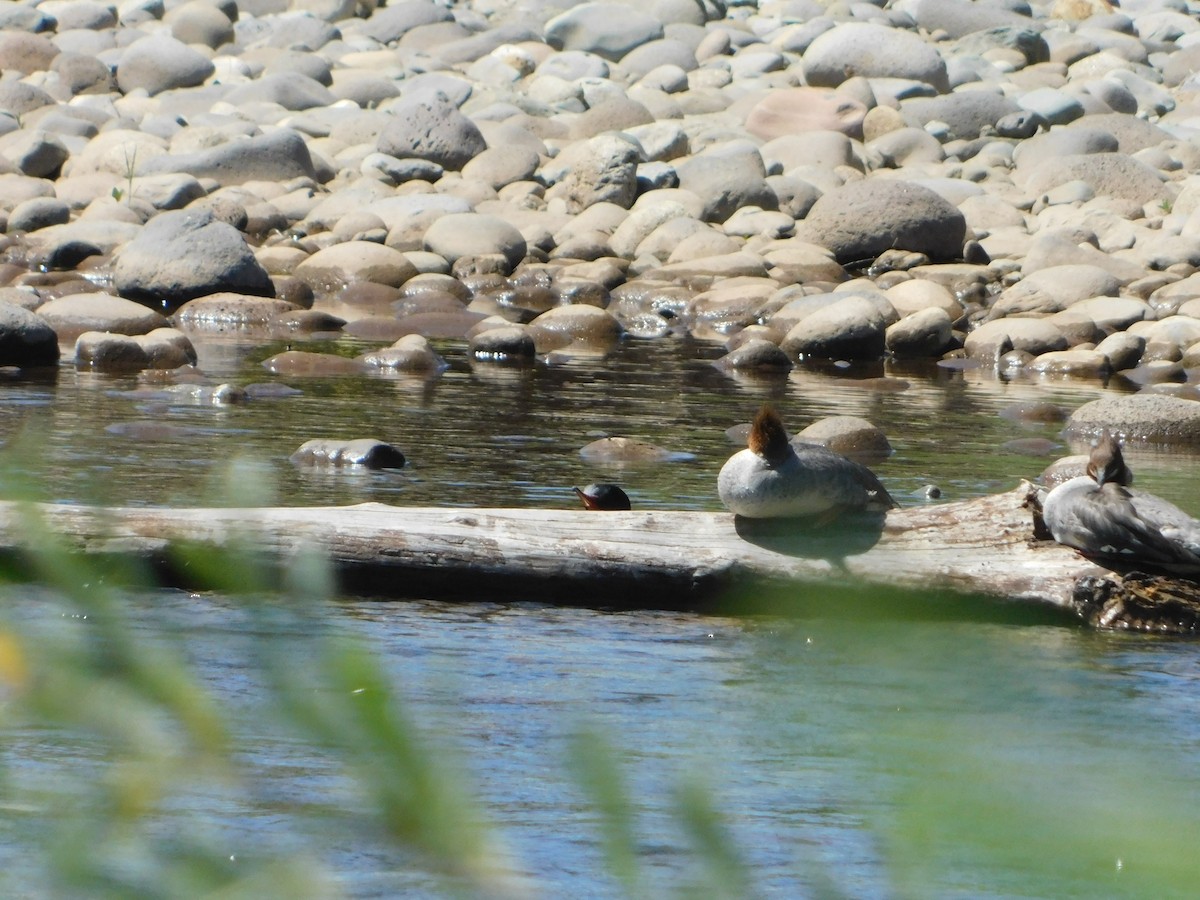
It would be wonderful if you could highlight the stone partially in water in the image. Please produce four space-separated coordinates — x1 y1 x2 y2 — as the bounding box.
793 415 892 463
261 350 368 376
113 210 274 308
712 338 792 373
469 324 536 361
359 334 448 373
885 307 954 359
1063 394 1200 446
0 301 59 368
174 294 302 329
527 305 622 353
578 436 694 463
289 438 406 469
75 327 197 372
780 293 897 361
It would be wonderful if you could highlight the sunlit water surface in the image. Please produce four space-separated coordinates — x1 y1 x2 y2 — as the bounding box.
2 334 1200 895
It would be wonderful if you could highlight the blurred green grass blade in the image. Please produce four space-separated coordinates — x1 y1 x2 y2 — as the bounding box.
673 778 752 900
567 727 644 899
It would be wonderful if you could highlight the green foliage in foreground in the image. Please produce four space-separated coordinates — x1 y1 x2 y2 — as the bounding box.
0 461 1199 898
0 494 758 899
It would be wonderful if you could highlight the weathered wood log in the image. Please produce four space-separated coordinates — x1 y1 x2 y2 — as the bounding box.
1 483 1198 631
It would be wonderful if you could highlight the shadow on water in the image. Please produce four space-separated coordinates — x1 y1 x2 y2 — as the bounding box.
733 510 887 559
710 575 1082 629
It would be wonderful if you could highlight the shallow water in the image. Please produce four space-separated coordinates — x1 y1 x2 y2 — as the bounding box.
2 332 1197 512
5 588 1200 897
2 334 1200 896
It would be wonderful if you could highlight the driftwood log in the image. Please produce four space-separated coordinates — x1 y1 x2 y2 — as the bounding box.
2 482 1198 632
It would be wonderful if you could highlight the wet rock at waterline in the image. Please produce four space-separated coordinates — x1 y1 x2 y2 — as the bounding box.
1062 395 1200 447
358 334 448 373
780 294 898 362
469 325 537 362
112 210 273 309
712 339 793 374
261 351 367 377
0 302 59 368
289 439 407 470
75 328 197 373
174 294 304 329
793 416 893 463
578 437 695 464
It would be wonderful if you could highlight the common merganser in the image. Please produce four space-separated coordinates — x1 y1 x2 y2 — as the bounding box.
717 405 895 519
1042 433 1200 576
573 483 632 511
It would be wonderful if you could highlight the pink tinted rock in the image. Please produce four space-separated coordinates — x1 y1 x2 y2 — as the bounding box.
745 88 868 141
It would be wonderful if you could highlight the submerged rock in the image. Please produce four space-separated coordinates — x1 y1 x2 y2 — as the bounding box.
289 438 406 469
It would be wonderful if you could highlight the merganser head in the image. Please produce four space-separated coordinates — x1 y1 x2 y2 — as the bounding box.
1087 432 1133 487
573 483 631 511
747 404 792 467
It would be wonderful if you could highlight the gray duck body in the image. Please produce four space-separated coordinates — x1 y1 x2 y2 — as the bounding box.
717 406 894 519
1042 435 1200 576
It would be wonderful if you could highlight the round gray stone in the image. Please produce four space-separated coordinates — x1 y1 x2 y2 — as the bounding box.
139 129 317 186
675 140 776 223
115 34 215 96
1063 394 1200 446
797 180 966 265
37 292 170 341
780 293 897 361
900 92 1022 141
545 2 665 62
376 93 486 171
803 22 949 92
113 209 274 308
7 196 70 232
423 214 527 272
0 302 59 367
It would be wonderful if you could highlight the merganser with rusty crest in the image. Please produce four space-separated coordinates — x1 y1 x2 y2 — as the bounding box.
717 405 896 519
1042 432 1200 576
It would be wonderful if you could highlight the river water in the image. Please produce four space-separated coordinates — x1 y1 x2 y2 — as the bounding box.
2 333 1200 896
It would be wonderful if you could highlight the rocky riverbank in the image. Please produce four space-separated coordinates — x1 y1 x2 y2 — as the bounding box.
3 0 1200 447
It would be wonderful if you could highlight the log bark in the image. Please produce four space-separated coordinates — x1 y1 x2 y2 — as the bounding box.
2 483 1197 631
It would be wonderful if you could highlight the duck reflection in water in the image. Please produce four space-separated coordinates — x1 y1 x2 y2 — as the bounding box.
718 405 895 558
1042 432 1200 577
573 483 632 511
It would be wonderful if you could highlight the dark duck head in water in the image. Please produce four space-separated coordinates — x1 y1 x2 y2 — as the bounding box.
717 405 895 520
573 483 632 511
1042 432 1200 576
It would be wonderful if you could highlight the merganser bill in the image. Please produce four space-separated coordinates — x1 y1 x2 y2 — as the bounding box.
573 483 632 511
717 405 896 519
1041 433 1200 576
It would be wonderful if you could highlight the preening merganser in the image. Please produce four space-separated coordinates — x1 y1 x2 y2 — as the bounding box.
573 483 632 511
717 405 895 519
1042 433 1200 576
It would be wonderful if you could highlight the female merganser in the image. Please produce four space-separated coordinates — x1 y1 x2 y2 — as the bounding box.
717 405 895 519
573 483 631 511
1041 433 1200 575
